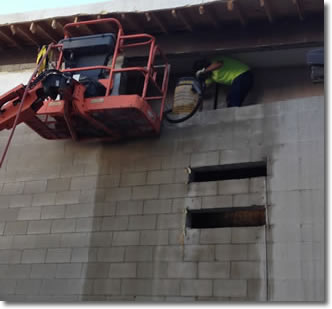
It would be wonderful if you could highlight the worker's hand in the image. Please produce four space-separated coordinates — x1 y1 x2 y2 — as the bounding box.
195 68 206 79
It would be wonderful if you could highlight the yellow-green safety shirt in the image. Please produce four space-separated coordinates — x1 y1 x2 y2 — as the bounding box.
206 56 250 86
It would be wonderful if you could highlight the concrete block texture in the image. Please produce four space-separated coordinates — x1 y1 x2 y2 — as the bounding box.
0 94 324 301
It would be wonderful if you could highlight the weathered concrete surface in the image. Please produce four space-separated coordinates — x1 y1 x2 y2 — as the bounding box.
0 67 325 302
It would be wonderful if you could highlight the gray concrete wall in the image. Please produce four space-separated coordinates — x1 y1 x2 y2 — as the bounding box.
0 69 324 301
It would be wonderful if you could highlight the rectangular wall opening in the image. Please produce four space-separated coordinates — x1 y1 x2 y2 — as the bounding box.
186 206 266 229
187 161 267 183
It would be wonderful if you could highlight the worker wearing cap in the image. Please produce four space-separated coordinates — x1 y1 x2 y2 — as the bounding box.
193 56 253 107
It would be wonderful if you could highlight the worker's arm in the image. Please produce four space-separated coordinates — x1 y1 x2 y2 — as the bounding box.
205 61 223 73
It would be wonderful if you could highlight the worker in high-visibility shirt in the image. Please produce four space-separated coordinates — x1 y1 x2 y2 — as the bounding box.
193 56 253 107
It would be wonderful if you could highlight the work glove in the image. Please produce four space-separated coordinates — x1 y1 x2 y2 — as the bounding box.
195 68 206 79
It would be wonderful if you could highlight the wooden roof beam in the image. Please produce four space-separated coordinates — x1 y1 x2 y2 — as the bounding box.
145 12 168 34
227 0 247 27
51 19 65 36
292 0 305 21
30 22 57 43
260 0 274 23
171 9 193 32
120 13 142 32
198 5 220 29
10 24 39 47
0 28 23 49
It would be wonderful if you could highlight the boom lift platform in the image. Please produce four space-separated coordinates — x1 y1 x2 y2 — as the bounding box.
0 18 169 166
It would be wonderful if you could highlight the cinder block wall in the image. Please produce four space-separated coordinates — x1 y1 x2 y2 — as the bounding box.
0 69 324 301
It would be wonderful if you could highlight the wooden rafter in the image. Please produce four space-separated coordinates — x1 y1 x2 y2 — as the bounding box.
30 22 57 42
145 12 168 34
198 5 220 29
10 24 39 46
260 0 274 23
0 28 23 49
227 0 247 27
171 9 193 32
292 0 305 20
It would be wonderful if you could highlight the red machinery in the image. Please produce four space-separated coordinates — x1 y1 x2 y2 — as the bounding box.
0 18 169 166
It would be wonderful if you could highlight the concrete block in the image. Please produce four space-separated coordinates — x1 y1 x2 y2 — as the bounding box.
151 279 181 296
16 279 42 295
61 233 90 248
30 263 57 278
79 189 105 203
4 221 28 235
216 244 248 261
97 175 121 188
0 223 4 235
147 170 174 185
47 178 71 192
46 248 71 263
247 279 266 301
233 193 265 207
231 261 263 279
27 220 51 234
160 184 187 199
39 279 69 295
157 214 184 229
190 151 219 167
125 246 153 262
0 250 21 263
0 196 10 208
51 219 76 233
184 245 215 261
105 187 132 201
75 217 102 232
82 262 109 278
140 230 168 245
32 192 56 206
132 185 159 200
71 248 97 263
168 262 197 278
231 227 265 243
2 182 24 195
55 191 80 205
89 231 112 247
94 202 116 217
21 249 46 263
23 180 47 194
59 164 85 178
220 148 251 165
183 229 200 245
218 179 249 195
128 215 156 230
17 207 41 221
249 177 266 193
41 205 65 219
143 199 172 214
172 197 201 212
0 279 16 295
122 279 152 296
181 279 213 297
0 208 18 221
9 195 32 208
70 176 98 190
5 264 31 278
174 168 188 184
116 200 143 215
101 216 128 231
200 228 231 244
65 203 95 218
213 279 247 297
112 231 140 246
0 236 15 250
161 153 190 169
137 262 153 278
199 262 230 279
56 263 82 278
188 181 218 197
202 195 232 209
12 234 61 249
97 248 125 262
154 246 183 261
120 172 146 186
109 263 136 278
